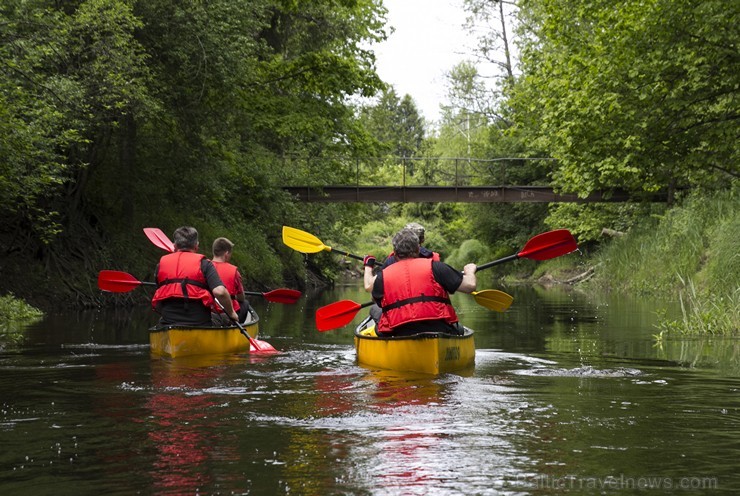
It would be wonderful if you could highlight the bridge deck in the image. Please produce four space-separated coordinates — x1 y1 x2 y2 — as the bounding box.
283 185 667 203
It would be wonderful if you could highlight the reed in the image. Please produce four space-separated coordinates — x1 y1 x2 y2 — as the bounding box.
656 276 739 335
592 189 738 335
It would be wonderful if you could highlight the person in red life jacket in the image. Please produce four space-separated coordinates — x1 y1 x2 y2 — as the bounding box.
363 222 444 322
151 226 238 326
210 237 252 325
379 222 440 269
366 228 477 336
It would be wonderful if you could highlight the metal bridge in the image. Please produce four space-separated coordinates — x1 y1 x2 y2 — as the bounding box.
280 157 671 203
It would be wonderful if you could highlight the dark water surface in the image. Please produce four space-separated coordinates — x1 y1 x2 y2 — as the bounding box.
1 284 738 495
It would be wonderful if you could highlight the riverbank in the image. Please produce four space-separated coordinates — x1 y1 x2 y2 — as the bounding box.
527 189 738 335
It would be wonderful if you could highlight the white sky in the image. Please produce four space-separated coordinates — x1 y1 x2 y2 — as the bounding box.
371 0 474 123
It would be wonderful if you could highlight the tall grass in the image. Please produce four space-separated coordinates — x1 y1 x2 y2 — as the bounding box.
592 188 739 335
0 294 43 345
656 276 739 335
0 294 43 322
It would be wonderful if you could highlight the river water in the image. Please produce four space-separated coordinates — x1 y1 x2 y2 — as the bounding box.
1 283 738 495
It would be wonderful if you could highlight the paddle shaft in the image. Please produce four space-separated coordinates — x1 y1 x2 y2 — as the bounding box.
214 298 277 352
475 254 519 271
330 248 364 262
475 230 577 272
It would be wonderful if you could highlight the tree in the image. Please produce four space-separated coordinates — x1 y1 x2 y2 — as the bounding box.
359 87 425 159
463 0 517 83
438 61 493 160
510 0 739 198
0 0 391 304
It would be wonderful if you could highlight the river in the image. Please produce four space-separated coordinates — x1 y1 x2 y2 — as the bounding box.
1 283 738 495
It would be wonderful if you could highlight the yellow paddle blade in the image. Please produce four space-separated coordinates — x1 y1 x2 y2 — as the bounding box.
472 290 513 312
282 226 330 254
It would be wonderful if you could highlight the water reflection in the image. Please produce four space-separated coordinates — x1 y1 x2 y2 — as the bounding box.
146 355 244 494
362 372 450 494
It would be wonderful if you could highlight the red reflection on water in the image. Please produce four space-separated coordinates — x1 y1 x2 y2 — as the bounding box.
366 371 450 491
314 371 357 416
145 356 230 493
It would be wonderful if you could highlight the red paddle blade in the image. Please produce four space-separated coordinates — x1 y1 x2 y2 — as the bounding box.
518 229 578 261
143 227 174 252
97 270 143 293
263 288 302 304
249 337 278 354
315 300 362 332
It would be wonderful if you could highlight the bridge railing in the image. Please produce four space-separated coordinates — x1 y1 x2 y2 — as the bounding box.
277 156 556 188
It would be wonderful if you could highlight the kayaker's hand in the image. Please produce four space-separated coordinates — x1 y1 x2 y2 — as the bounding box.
363 255 376 268
230 311 239 322
463 263 477 275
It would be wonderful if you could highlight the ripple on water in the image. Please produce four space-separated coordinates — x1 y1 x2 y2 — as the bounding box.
512 365 644 378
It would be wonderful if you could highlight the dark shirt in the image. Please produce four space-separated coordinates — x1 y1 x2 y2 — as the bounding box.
155 258 224 326
372 260 463 334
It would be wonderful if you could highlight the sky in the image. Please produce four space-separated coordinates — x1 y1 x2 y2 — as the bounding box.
371 0 474 123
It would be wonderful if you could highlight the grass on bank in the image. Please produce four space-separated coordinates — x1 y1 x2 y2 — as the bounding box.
0 294 44 346
589 188 738 335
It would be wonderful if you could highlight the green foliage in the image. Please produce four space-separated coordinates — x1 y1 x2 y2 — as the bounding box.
696 201 740 297
0 0 389 303
445 239 491 271
0 294 43 345
436 62 493 160
358 87 426 159
545 203 666 244
0 294 43 322
511 0 739 196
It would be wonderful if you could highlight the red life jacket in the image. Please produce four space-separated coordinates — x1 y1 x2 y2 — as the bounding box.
377 258 458 333
212 261 241 313
151 252 213 310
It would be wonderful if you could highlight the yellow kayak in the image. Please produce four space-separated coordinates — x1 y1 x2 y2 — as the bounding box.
354 316 475 375
149 314 259 358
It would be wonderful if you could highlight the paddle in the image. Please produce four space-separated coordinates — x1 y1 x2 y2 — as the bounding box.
98 270 302 304
98 270 278 353
282 226 364 261
98 270 156 292
143 227 174 252
476 229 578 271
245 288 302 304
213 299 278 354
315 289 514 332
283 226 577 271
470 289 514 313
316 300 374 332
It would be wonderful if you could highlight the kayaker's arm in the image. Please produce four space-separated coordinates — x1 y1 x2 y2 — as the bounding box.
234 270 246 303
363 255 377 293
457 263 478 294
213 285 238 321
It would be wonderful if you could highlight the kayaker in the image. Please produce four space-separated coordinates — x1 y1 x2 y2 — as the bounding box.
379 222 440 268
151 226 238 326
210 237 251 325
363 222 443 322
365 228 477 337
